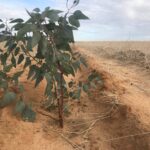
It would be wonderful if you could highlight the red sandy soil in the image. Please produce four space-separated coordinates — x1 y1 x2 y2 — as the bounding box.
0 46 150 150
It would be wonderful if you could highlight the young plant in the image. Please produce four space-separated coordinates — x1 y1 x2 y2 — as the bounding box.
0 0 101 127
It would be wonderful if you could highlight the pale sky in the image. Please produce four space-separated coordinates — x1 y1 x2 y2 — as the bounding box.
0 0 150 41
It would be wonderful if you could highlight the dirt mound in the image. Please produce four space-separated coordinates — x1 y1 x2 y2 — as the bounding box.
0 46 150 150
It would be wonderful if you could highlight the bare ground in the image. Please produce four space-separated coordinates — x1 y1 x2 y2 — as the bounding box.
0 43 150 150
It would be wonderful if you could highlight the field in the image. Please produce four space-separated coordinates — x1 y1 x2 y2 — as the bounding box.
0 41 150 150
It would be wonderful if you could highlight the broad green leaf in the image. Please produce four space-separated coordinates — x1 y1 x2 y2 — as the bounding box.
0 71 7 79
83 84 89 93
79 81 82 87
31 32 41 48
0 80 8 90
0 36 8 42
74 10 89 20
12 71 24 81
10 18 24 23
18 84 24 92
63 65 75 76
11 55 16 67
88 71 99 81
24 57 31 69
14 47 20 56
3 64 13 72
76 88 81 100
44 82 53 96
27 65 36 79
17 24 37 39
44 73 51 83
69 15 80 27
33 8 40 13
45 23 55 31
63 27 74 42
0 24 5 29
72 60 81 72
21 44 26 52
80 57 87 67
18 54 24 64
45 7 50 11
0 91 16 107
15 100 26 114
0 53 8 65
73 0 80 6
8 43 17 52
35 36 47 59
34 74 44 87
42 9 63 22
71 88 81 100
68 81 74 88
22 105 36 122
12 23 24 31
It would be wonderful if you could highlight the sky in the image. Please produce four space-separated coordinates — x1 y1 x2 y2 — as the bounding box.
0 0 150 41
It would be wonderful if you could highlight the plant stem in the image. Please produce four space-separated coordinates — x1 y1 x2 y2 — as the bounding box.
57 61 64 128
59 71 64 128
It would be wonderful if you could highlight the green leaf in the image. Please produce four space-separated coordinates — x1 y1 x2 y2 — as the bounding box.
22 105 36 122
44 82 53 96
63 27 74 43
74 10 89 20
80 57 87 67
18 54 24 64
3 64 13 72
68 81 74 88
11 55 16 67
72 60 81 72
12 23 24 31
17 24 37 39
14 47 20 56
71 88 81 100
24 57 31 69
0 80 8 90
33 65 46 87
83 84 89 93
35 36 47 59
73 0 80 6
18 84 24 92
0 24 5 29
0 53 8 65
79 81 82 87
12 71 24 82
10 18 24 23
33 8 40 13
88 71 99 82
15 99 26 114
43 9 63 22
27 65 36 79
69 15 80 27
63 65 75 76
0 91 16 108
76 88 81 100
31 32 41 48
35 74 44 87
44 73 51 83
8 43 17 52
0 71 7 79
21 44 26 52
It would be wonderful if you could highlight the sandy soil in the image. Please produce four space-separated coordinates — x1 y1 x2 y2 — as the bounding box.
0 44 150 150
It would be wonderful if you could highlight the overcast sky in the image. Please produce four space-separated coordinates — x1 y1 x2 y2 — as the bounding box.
0 0 150 41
